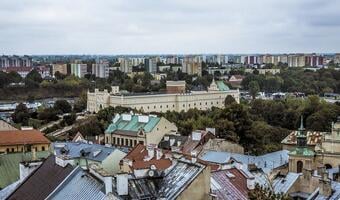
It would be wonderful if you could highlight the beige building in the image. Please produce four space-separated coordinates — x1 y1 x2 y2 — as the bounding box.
0 129 50 154
288 54 306 67
52 64 68 76
87 80 240 113
104 113 178 147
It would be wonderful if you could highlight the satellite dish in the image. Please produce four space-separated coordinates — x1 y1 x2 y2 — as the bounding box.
148 170 155 177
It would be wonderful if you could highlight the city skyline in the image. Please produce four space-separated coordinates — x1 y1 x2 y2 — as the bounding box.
1 0 340 55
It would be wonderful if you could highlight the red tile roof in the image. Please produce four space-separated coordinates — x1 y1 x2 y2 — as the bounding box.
0 130 50 146
123 144 173 170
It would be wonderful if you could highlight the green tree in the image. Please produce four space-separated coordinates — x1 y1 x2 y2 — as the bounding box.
11 103 30 126
54 100 72 114
249 81 260 99
224 95 236 106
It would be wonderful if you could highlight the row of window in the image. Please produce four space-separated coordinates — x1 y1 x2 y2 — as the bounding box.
107 136 144 147
5 146 46 153
130 101 223 111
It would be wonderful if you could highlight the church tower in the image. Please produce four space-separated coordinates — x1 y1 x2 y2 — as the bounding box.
288 116 315 173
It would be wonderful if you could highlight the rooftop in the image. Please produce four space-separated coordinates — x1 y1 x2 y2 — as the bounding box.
105 114 161 135
123 144 172 171
0 129 50 147
53 142 116 162
7 155 74 200
211 168 248 200
125 158 206 200
272 172 300 194
281 131 324 146
46 166 106 200
199 150 289 174
0 151 50 189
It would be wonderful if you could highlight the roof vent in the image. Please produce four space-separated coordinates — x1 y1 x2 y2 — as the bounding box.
93 150 102 157
122 114 132 121
138 115 149 123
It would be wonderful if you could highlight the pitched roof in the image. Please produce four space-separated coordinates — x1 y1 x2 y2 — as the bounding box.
7 155 74 200
53 142 116 162
0 120 17 131
313 181 340 200
123 144 172 170
0 151 50 189
211 168 248 200
126 158 206 200
200 150 289 174
105 114 161 135
216 80 230 91
0 130 50 146
272 172 300 194
281 131 324 146
46 166 106 200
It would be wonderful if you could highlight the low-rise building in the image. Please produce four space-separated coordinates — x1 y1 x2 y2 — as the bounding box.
105 113 177 147
0 129 50 154
53 142 126 174
70 63 88 78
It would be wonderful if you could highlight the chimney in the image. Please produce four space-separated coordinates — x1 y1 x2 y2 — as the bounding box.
103 176 113 195
191 151 197 163
147 145 155 159
155 148 163 160
19 161 42 180
246 177 255 190
192 131 202 141
319 177 332 197
116 173 129 196
32 147 37 161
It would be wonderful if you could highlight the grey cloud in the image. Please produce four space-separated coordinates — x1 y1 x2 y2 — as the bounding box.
0 0 339 54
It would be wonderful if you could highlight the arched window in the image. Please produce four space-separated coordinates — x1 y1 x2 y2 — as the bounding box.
297 161 303 173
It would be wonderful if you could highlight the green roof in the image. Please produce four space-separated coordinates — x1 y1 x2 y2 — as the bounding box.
216 81 229 91
105 115 161 134
289 147 315 157
0 151 50 189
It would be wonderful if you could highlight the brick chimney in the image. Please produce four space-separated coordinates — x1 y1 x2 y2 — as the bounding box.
319 170 332 197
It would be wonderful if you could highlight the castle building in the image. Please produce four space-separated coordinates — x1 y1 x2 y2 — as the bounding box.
87 80 240 113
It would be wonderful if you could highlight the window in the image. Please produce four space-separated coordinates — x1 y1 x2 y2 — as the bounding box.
205 102 207 105
188 104 190 107
130 139 133 147
173 104 175 108
12 148 15 152
125 139 129 146
297 161 303 173
134 140 137 146
113 137 116 144
139 141 144 145
154 106 156 109
160 105 162 108
166 105 168 108
42 146 45 151
106 137 109 144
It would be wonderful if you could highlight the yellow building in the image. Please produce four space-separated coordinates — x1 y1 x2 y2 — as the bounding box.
87 80 240 113
0 129 50 154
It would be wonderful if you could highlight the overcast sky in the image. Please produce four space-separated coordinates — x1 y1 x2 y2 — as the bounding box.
1 0 340 55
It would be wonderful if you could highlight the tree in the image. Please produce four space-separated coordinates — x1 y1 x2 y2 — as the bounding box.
249 81 260 99
26 69 43 83
224 95 236 106
54 71 66 80
12 103 30 126
37 108 59 123
7 71 22 83
54 100 72 114
63 113 77 126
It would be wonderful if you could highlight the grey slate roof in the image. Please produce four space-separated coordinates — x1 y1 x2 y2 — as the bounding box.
120 159 206 200
46 166 106 200
313 181 340 200
272 172 300 194
53 142 115 162
199 150 289 174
